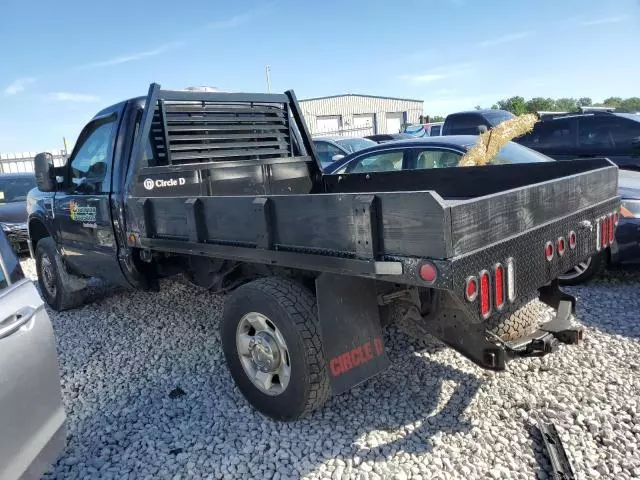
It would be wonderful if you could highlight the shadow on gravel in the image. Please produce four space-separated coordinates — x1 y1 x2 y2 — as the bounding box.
566 265 640 339
297 328 482 476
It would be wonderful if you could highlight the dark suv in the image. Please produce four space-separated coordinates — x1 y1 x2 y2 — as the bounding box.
442 109 514 135
515 112 640 170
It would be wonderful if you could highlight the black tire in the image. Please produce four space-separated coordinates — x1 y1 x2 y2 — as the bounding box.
35 237 85 311
221 277 331 420
484 293 551 341
558 252 605 286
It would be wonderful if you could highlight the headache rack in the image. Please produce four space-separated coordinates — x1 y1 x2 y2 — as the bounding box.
134 83 318 168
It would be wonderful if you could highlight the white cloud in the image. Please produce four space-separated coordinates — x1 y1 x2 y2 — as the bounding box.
75 41 184 70
478 31 533 48
400 63 474 85
581 16 627 26
50 92 100 102
3 77 36 95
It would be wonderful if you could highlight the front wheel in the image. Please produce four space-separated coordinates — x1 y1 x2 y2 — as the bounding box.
558 252 605 286
221 277 331 420
35 237 85 311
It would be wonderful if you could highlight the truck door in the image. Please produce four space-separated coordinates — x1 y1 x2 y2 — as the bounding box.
53 113 124 283
0 230 66 479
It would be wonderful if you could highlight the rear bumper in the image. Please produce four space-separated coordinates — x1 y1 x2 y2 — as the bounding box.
391 197 620 323
4 225 30 253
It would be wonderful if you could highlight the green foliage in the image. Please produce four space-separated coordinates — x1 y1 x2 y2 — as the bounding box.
525 97 556 112
494 96 528 115
430 115 445 122
602 97 623 107
490 95 640 114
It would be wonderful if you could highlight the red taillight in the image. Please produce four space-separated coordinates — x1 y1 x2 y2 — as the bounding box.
545 241 554 261
568 231 576 250
480 270 491 318
419 262 438 283
494 264 504 310
608 214 614 244
465 276 478 301
601 217 608 249
557 237 566 257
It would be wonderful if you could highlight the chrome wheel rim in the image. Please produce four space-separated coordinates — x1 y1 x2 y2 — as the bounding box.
40 255 57 298
236 312 291 396
559 258 591 280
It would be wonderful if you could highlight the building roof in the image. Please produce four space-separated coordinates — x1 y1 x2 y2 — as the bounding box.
300 93 423 103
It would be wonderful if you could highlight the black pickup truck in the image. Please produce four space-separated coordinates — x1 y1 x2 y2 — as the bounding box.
27 84 620 420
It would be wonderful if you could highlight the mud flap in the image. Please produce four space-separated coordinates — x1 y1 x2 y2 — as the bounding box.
316 273 390 395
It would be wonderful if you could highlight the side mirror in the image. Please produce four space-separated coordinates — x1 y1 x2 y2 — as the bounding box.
331 154 345 162
34 152 56 192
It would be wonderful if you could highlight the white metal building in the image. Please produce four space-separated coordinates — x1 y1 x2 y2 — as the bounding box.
299 94 423 137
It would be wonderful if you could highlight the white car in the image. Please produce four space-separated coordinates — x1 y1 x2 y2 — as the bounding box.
0 230 66 479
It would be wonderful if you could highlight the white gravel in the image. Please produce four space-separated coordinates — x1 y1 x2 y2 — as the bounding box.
20 258 640 480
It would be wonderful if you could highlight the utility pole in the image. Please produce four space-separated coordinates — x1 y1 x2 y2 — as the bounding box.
265 65 271 93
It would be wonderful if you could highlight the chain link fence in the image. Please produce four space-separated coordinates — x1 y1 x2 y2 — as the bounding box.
0 150 68 174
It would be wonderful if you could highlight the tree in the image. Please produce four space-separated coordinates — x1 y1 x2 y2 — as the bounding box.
494 96 527 115
578 97 592 107
474 105 482 110
620 97 640 112
603 97 622 108
555 98 578 112
525 97 556 113
430 115 445 122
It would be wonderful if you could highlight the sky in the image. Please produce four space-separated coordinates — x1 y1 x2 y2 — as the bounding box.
1 0 639 152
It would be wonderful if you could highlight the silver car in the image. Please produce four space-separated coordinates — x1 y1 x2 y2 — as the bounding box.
0 230 66 479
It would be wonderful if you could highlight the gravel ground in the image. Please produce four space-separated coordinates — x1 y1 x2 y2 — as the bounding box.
20 258 640 480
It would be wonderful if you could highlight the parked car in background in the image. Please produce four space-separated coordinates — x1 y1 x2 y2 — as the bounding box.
514 111 640 171
312 136 377 170
403 122 444 137
327 135 552 174
442 109 514 135
0 173 36 254
559 169 640 284
365 133 415 143
328 135 638 284
0 229 66 479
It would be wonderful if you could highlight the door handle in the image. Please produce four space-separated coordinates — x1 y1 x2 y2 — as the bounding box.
0 306 38 339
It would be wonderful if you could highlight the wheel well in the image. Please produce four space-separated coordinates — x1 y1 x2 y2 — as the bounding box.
28 219 50 251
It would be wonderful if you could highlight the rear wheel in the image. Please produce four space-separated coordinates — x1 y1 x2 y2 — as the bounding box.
221 277 330 420
558 252 605 285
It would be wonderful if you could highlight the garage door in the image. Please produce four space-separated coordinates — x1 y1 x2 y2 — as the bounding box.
385 112 404 134
352 114 375 136
316 116 341 134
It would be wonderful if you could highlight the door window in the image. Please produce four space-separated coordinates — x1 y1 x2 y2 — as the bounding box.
347 150 404 173
0 232 24 286
69 121 115 194
578 116 640 151
414 149 463 169
517 119 575 149
313 141 345 168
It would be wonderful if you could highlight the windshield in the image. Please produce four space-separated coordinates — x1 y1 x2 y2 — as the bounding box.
0 176 36 203
490 142 554 164
334 138 377 153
